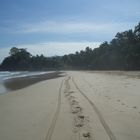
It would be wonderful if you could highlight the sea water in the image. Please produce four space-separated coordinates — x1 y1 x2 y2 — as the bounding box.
0 71 52 94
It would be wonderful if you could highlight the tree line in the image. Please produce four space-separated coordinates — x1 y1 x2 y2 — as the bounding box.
0 22 140 71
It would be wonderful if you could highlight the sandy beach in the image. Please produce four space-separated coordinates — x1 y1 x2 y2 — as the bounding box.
0 71 140 140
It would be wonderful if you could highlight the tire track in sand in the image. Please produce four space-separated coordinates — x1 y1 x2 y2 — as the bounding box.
72 77 117 140
64 77 93 140
45 79 64 140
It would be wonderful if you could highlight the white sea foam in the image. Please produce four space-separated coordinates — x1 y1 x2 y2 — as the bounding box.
0 71 53 80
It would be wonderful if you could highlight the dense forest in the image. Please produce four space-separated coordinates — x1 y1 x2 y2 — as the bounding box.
0 22 140 71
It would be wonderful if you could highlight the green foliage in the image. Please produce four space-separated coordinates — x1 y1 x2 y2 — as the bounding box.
1 47 32 70
62 22 140 70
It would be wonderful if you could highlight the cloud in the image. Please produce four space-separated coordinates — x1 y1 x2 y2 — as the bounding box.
14 20 136 34
0 41 101 63
18 41 101 56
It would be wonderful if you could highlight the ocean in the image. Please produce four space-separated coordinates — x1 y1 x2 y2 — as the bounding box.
0 71 53 94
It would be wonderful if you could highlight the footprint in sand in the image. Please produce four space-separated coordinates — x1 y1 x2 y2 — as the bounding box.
68 91 75 93
75 122 84 127
68 95 75 100
65 93 71 97
105 95 111 100
74 115 85 128
72 106 82 114
83 132 91 138
78 115 85 120
70 99 79 106
117 99 120 102
121 103 125 105
133 106 137 109
65 91 75 96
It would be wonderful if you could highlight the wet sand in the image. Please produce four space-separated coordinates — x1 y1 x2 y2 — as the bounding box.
0 71 140 140
3 71 64 92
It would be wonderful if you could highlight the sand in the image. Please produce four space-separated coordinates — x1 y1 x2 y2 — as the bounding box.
0 71 140 140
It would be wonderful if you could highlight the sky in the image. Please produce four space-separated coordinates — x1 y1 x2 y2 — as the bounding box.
0 0 140 62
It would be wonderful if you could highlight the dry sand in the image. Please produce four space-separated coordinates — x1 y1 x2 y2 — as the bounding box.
0 71 140 140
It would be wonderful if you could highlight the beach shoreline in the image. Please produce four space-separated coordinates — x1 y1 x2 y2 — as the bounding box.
0 71 140 140
0 71 64 94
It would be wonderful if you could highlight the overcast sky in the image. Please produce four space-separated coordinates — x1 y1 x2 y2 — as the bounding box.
0 0 140 62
